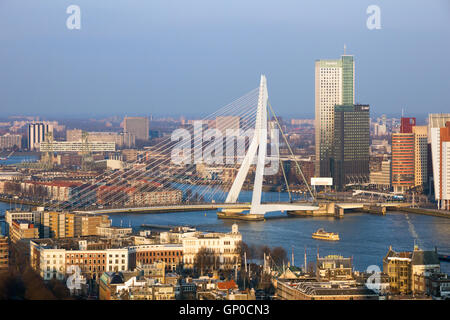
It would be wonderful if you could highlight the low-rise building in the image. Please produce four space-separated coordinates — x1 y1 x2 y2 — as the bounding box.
316 255 353 281
275 279 378 300
128 244 183 271
0 236 8 273
99 271 175 300
30 237 131 281
182 224 242 271
10 220 39 243
383 245 440 295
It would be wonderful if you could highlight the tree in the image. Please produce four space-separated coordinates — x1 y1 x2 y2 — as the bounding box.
271 247 288 267
194 247 216 276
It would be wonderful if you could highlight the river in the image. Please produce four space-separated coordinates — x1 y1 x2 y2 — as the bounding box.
1 192 449 274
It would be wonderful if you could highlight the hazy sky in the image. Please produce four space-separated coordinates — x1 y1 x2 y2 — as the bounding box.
0 0 449 118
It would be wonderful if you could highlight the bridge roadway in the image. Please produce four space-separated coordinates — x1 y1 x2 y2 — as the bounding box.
74 202 321 215
75 203 252 214
73 201 410 215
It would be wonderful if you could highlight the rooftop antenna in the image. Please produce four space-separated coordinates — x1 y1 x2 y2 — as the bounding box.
343 44 347 55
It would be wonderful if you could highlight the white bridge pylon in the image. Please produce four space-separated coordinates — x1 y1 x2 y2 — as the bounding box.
225 75 319 215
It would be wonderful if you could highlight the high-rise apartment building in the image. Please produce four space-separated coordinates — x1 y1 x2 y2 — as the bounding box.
0 134 22 150
392 133 415 193
28 123 53 150
428 113 450 142
431 122 450 210
124 117 149 141
315 55 354 177
413 126 428 188
331 104 370 190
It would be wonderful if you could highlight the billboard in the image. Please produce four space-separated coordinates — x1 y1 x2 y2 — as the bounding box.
311 177 333 186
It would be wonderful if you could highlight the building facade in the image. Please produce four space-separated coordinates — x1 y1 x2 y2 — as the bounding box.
40 141 115 152
331 104 370 190
431 122 450 210
315 55 354 177
391 133 415 193
0 236 8 273
0 134 21 150
413 125 428 188
124 117 149 141
28 122 53 150
128 244 183 271
182 224 242 271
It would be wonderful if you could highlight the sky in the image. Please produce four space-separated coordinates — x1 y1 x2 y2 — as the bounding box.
0 0 449 118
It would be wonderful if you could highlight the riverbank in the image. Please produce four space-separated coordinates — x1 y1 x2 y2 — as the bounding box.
0 196 42 206
395 206 450 219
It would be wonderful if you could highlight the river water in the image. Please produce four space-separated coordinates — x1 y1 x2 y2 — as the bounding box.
1 188 449 274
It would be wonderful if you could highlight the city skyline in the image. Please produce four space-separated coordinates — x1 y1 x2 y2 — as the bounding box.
1 1 450 117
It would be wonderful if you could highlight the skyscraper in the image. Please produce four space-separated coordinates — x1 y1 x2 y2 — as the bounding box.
412 125 428 188
123 117 149 141
392 133 415 193
28 123 53 150
430 121 450 210
315 54 354 177
331 104 370 190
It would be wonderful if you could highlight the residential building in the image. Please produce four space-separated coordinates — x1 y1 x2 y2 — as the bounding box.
430 121 450 210
66 129 135 148
428 113 450 142
99 271 175 300
182 224 242 271
0 134 22 150
30 238 129 280
0 236 8 273
10 220 39 243
96 226 133 238
370 159 391 189
124 117 149 141
275 279 378 300
315 54 354 177
316 255 353 281
40 141 115 152
331 104 370 190
128 244 183 271
383 245 440 295
122 149 138 162
391 133 415 193
413 125 428 188
7 210 111 239
28 122 53 150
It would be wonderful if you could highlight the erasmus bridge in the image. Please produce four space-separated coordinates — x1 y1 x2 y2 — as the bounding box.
44 75 320 220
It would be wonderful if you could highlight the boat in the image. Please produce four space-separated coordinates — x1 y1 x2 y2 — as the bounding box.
438 254 450 262
312 228 340 241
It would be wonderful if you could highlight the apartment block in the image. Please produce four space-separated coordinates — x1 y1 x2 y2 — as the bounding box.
392 133 415 193
182 224 242 270
413 125 428 188
431 122 450 210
